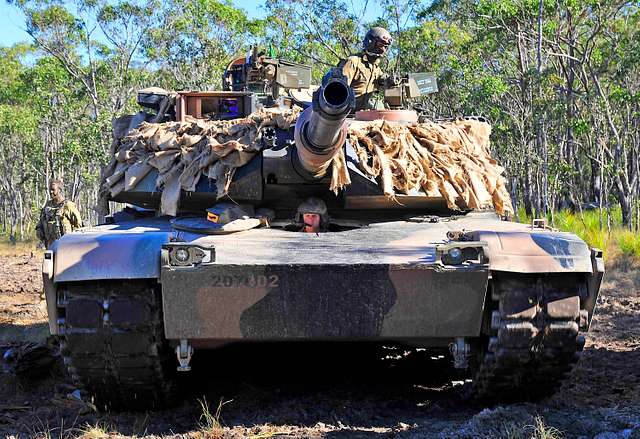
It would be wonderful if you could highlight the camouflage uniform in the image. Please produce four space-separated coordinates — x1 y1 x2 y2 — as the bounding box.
36 200 83 248
338 53 384 111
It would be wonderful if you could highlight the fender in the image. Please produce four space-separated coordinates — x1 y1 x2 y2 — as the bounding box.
51 219 172 282
476 230 593 274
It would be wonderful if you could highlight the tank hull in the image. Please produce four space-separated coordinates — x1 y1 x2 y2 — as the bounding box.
43 212 603 408
46 212 602 341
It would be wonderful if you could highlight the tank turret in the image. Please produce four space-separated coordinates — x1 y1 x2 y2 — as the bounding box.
293 69 354 178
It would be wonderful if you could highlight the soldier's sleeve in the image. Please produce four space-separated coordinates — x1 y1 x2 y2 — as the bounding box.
67 202 83 229
374 65 387 88
35 210 44 241
340 56 360 86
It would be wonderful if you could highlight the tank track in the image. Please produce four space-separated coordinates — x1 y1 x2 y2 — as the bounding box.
57 280 176 410
470 273 587 401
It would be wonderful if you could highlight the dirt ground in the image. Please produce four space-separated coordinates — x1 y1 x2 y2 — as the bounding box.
0 253 638 439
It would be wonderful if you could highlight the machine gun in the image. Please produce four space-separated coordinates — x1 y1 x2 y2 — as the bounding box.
223 46 311 104
383 72 438 108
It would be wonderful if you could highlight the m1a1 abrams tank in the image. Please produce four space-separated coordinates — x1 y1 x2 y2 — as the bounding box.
41 53 604 410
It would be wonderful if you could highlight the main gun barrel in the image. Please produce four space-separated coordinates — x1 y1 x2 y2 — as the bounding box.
294 70 355 178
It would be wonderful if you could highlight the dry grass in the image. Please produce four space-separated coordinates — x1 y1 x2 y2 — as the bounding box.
246 425 294 439
76 422 113 439
0 238 40 256
195 397 231 439
25 417 78 439
528 416 564 439
497 416 564 439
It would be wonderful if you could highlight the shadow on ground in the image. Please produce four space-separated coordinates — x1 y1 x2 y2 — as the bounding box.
2 328 639 438
4 341 470 437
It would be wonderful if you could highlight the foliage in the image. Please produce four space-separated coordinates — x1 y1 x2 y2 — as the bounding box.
0 0 639 241
616 230 640 260
147 0 266 89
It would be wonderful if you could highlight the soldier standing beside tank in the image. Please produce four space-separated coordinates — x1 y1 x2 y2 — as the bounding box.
36 179 83 248
337 27 398 111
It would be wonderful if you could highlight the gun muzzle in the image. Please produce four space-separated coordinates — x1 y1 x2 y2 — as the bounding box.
294 70 355 178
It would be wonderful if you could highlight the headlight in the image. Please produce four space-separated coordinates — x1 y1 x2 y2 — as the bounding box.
439 244 485 265
446 247 463 264
42 250 54 279
174 248 190 263
165 244 215 267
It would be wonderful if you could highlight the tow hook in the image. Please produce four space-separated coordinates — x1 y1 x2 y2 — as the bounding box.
449 337 471 369
176 339 193 372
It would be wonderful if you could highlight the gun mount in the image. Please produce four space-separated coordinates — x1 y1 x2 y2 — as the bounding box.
383 72 438 108
293 70 354 178
223 46 311 104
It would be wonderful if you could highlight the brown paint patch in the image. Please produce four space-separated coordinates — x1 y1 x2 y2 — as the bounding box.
194 284 269 338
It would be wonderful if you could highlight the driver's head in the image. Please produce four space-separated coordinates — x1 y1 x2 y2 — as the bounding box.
362 27 393 58
296 197 329 233
302 213 321 233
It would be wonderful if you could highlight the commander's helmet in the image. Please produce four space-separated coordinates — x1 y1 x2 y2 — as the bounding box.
363 27 393 57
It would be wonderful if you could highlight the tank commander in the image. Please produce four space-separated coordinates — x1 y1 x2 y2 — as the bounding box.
36 179 83 248
337 26 398 111
296 197 329 233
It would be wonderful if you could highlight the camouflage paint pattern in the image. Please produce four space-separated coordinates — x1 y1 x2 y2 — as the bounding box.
51 218 172 282
161 262 489 340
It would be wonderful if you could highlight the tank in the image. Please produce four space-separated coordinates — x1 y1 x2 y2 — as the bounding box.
41 54 604 410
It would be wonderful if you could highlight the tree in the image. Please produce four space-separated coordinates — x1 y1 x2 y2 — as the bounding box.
145 0 266 90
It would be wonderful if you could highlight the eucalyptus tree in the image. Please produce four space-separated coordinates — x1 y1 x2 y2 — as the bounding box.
144 0 266 90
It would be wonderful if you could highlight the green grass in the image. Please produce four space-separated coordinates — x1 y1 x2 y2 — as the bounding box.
616 229 640 260
552 209 612 253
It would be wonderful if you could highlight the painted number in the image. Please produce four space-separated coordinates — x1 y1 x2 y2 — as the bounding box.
210 274 280 288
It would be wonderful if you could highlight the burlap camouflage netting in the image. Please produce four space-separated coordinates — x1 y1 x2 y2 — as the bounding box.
103 107 301 216
103 109 514 216
344 118 514 215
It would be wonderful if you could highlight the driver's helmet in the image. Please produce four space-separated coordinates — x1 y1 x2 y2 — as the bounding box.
295 197 329 226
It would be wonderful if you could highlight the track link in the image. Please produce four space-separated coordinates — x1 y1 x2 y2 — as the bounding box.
470 273 587 401
57 280 176 410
